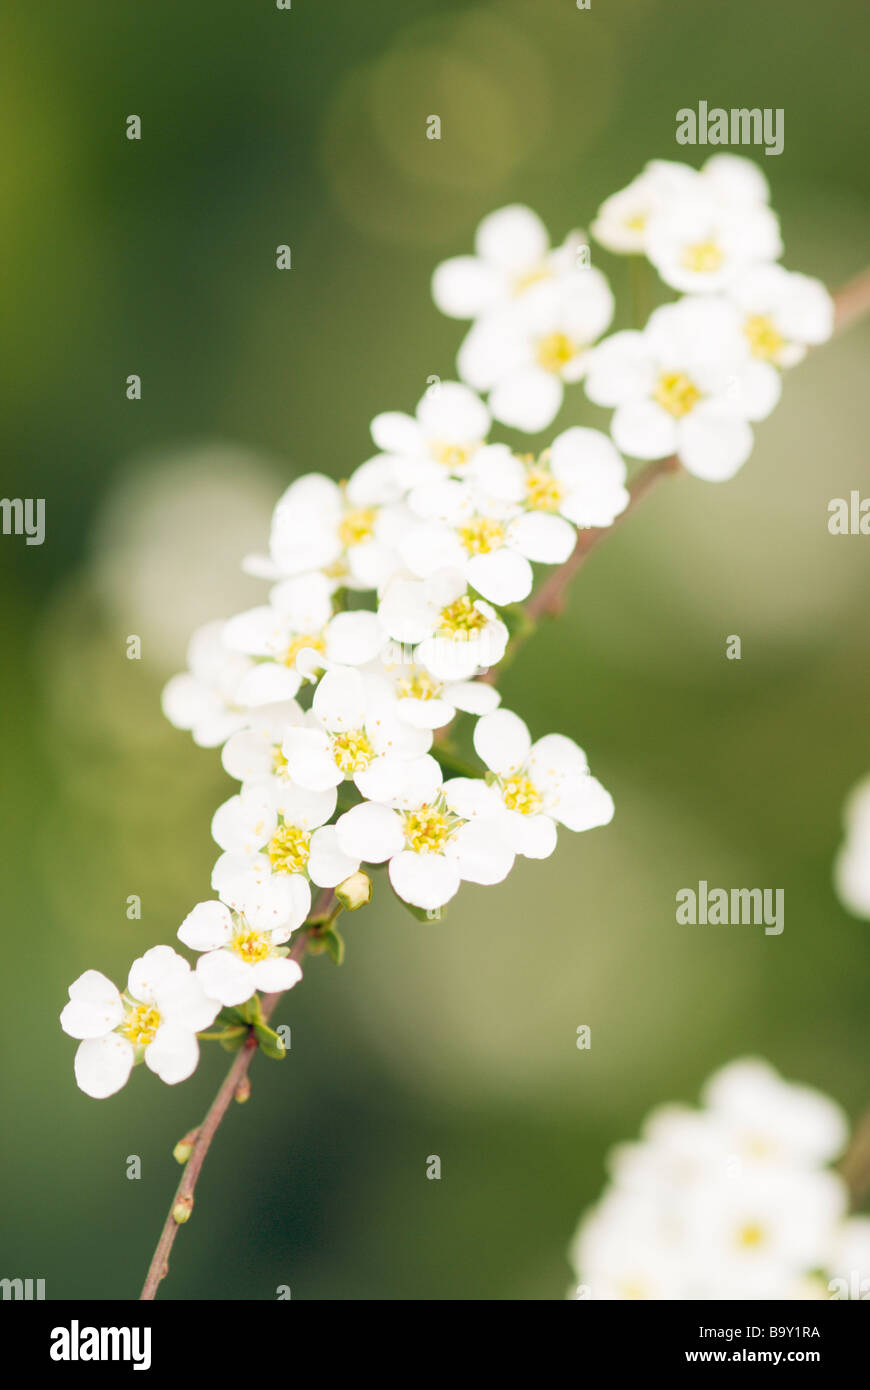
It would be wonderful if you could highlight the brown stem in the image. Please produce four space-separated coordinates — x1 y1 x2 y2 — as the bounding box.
139 898 331 1301
840 1105 870 1210
833 265 870 335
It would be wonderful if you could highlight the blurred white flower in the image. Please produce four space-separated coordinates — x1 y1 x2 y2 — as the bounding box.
834 776 870 917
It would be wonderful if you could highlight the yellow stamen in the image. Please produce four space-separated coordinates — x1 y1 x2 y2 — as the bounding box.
120 1003 161 1047
231 929 273 964
430 441 473 470
458 516 505 556
266 822 310 874
536 331 577 373
743 313 784 363
403 804 452 854
396 669 441 701
438 595 487 639
282 632 326 668
525 466 563 513
653 371 701 418
332 728 375 774
513 264 553 295
681 240 724 273
338 507 376 548
501 774 543 816
736 1222 765 1249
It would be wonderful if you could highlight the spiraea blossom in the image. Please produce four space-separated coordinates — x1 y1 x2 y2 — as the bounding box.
64 155 835 1103
569 1059 865 1300
834 776 870 918
60 947 220 1098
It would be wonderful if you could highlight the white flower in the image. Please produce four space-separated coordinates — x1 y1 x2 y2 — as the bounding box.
834 776 870 918
60 947 219 1098
243 466 405 589
364 644 501 731
827 1217 870 1297
280 665 432 797
178 899 303 1007
223 571 384 705
591 160 698 254
370 381 492 488
728 263 834 368
702 1058 849 1170
645 191 782 295
377 569 509 682
585 297 763 481
397 476 573 607
466 429 629 532
683 1168 846 1299
221 701 306 783
471 709 614 858
457 270 615 432
211 779 358 928
161 620 254 747
335 755 513 910
431 204 582 320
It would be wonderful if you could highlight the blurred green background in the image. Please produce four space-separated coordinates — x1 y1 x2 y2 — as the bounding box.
2 0 870 1300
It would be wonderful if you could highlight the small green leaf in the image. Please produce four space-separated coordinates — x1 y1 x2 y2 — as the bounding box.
254 1022 286 1060
323 926 345 965
219 1030 249 1053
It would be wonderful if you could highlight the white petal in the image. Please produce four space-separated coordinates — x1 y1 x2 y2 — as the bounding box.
145 1024 200 1085
234 663 302 707
195 950 257 1008
443 680 501 716
729 360 781 422
283 727 342 790
307 825 360 887
473 708 532 775
431 255 503 318
335 801 404 863
60 971 125 1040
466 547 533 605
251 957 303 994
678 404 753 481
128 945 189 1004
611 399 679 460
443 776 503 820
474 204 549 272
274 781 336 830
178 900 234 953
555 775 615 831
325 611 384 667
389 850 461 910
313 666 368 731
489 366 563 433
510 812 558 859
74 1035 135 1099
508 511 576 564
451 821 515 885
370 411 422 456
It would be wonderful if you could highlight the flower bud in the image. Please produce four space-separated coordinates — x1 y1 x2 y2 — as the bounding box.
172 1127 200 1165
335 871 372 912
172 1196 194 1225
234 1076 251 1104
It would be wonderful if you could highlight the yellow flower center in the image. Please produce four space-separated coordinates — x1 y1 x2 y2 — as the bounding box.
272 747 290 777
619 1279 650 1300
266 822 311 874
332 728 375 774
625 213 647 232
501 774 543 816
743 313 784 363
430 441 473 470
653 371 701 418
536 331 577 373
403 804 453 854
512 263 553 295
282 632 326 668
681 239 724 273
458 516 505 556
338 507 376 548
736 1222 766 1250
396 669 441 701
231 928 273 964
438 595 487 639
525 466 564 513
120 1003 161 1047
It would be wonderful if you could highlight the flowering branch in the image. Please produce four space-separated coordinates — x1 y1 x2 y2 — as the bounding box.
139 919 316 1300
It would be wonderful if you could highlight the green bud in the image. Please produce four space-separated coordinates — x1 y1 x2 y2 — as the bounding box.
172 1196 194 1224
335 870 372 911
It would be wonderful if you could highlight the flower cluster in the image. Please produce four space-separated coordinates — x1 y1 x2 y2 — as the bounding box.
834 776 870 918
568 1058 870 1300
61 155 831 1098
